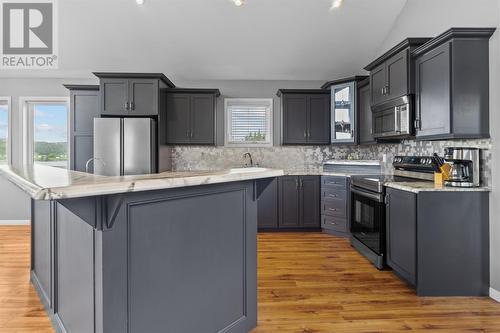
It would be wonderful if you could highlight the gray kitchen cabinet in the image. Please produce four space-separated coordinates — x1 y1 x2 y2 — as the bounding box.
357 78 375 144
257 178 279 230
64 84 100 173
385 188 416 286
94 73 175 116
321 76 368 144
413 28 495 140
278 90 330 145
278 175 320 229
165 89 219 145
364 38 431 107
385 188 489 296
321 176 350 236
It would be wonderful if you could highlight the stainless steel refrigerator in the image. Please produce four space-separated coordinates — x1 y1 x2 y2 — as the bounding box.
93 118 157 176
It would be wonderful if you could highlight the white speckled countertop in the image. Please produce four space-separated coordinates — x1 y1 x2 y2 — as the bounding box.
384 181 491 193
0 164 284 200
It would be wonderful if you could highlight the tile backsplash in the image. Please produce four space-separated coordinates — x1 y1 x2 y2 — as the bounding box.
171 138 492 186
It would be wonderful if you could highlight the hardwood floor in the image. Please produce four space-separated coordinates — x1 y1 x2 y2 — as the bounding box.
0 227 499 332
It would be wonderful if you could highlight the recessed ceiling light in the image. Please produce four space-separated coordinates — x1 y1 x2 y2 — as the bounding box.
330 0 343 10
233 0 245 7
136 0 144 5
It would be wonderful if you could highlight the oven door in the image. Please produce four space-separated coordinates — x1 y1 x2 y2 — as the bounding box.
350 186 386 256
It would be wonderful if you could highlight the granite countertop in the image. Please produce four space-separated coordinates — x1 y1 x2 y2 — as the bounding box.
0 164 284 200
384 181 491 193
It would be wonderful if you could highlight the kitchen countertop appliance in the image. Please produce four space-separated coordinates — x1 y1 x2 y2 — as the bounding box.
444 147 480 187
349 155 436 269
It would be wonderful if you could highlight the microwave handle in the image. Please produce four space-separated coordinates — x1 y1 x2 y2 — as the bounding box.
394 106 401 133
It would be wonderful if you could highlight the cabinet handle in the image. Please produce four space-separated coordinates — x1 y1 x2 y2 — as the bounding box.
186 129 190 138
125 102 130 110
385 85 390 95
380 87 385 96
130 102 135 110
300 179 303 188
328 194 337 198
295 179 299 189
328 208 338 212
303 130 307 138
307 129 311 138
190 130 194 138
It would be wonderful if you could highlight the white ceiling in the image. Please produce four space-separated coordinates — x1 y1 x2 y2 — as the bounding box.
2 0 408 81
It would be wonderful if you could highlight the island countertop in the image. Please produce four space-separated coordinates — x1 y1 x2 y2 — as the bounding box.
0 164 284 200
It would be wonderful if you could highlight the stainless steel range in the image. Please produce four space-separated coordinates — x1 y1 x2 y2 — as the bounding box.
349 156 437 269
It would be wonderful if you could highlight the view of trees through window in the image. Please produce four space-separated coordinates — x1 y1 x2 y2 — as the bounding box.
0 103 7 162
33 103 69 167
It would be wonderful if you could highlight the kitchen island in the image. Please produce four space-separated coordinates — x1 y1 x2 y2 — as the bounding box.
0 164 284 333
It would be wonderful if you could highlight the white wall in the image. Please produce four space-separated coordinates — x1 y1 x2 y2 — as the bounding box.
379 0 500 298
0 78 95 221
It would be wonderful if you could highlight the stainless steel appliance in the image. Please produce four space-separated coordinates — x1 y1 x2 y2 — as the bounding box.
444 147 480 187
93 118 157 176
350 155 436 269
372 96 412 139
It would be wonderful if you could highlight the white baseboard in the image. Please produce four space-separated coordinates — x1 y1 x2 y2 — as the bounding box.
0 220 30 225
490 287 500 303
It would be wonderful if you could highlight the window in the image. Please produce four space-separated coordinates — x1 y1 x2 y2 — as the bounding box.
225 98 273 147
0 97 11 163
21 98 70 168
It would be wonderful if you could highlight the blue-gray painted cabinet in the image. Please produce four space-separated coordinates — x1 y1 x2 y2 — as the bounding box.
278 175 320 229
165 88 220 145
321 176 350 236
64 84 100 172
413 28 495 140
94 72 175 116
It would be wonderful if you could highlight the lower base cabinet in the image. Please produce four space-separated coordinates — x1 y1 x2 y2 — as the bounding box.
321 176 350 236
385 188 489 296
257 176 321 231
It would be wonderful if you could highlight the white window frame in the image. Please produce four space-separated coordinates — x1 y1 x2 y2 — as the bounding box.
19 97 70 167
224 98 273 147
0 97 12 164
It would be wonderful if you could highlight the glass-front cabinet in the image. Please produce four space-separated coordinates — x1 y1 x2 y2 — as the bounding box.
321 76 368 144
331 82 355 143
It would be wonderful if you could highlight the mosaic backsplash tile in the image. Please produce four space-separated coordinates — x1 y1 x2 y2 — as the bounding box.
171 138 492 186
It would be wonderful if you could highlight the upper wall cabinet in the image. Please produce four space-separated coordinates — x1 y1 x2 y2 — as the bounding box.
165 88 220 145
356 78 376 145
321 76 368 144
94 73 175 116
278 89 330 145
64 85 100 173
364 38 431 107
412 28 495 140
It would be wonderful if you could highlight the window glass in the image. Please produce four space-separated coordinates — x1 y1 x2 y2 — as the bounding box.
226 99 272 147
0 102 8 162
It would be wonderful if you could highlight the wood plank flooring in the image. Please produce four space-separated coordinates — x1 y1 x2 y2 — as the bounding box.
0 226 499 332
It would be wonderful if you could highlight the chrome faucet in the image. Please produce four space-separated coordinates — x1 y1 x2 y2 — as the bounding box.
243 153 254 167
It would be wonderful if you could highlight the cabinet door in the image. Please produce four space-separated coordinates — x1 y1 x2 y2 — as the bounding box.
358 83 374 144
415 43 451 139
282 94 308 144
331 83 355 143
70 90 100 172
101 78 128 115
278 176 300 228
129 79 159 115
307 94 330 144
190 94 215 145
257 178 278 229
300 176 320 228
386 188 417 286
386 49 408 100
370 63 386 106
166 93 191 144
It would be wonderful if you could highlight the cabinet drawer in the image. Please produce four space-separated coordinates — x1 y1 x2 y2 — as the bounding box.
322 215 348 233
321 188 347 201
322 176 347 189
321 199 347 218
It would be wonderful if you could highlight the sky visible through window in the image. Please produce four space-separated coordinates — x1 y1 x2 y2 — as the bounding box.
33 103 68 167
0 104 8 162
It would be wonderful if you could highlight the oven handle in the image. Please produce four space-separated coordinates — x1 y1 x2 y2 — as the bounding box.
350 186 384 203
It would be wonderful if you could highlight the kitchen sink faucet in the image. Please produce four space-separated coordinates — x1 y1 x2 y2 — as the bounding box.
243 152 254 167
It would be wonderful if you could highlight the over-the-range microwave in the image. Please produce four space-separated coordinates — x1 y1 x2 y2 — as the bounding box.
372 95 413 139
